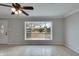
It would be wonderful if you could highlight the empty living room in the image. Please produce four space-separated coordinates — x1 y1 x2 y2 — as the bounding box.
0 1 79 57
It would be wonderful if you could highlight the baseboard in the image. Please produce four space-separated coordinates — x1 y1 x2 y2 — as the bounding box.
65 44 79 54
0 43 64 46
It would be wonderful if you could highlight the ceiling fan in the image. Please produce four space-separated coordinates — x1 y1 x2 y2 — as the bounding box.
0 3 34 16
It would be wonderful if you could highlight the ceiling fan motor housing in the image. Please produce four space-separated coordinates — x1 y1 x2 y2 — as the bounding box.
12 3 21 11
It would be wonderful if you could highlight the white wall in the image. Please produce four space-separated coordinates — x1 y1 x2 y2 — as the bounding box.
0 17 64 45
65 12 79 54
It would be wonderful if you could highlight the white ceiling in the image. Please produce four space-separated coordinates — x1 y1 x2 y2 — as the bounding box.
0 3 79 18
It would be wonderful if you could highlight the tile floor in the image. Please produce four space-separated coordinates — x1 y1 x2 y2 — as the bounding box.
0 45 79 56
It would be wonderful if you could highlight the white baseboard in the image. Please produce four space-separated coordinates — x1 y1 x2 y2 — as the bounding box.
65 44 79 54
0 43 64 46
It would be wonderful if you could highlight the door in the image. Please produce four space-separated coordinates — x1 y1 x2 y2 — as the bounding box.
0 20 8 44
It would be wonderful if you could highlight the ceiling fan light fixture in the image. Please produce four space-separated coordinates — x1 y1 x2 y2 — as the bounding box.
11 7 16 12
18 10 22 14
15 11 18 14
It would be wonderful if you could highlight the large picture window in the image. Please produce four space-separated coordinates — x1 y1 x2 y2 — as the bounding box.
25 21 52 40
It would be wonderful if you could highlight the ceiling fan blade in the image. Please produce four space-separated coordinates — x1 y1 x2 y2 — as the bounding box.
12 3 21 7
21 10 29 16
11 12 15 15
22 6 34 10
0 4 12 7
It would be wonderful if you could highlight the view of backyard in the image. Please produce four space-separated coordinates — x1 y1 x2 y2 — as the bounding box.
25 22 52 40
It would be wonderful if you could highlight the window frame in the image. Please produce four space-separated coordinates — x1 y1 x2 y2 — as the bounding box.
24 21 53 40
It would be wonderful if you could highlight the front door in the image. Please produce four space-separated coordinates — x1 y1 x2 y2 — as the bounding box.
0 20 8 44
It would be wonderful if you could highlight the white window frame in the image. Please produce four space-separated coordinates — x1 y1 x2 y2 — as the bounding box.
24 21 53 40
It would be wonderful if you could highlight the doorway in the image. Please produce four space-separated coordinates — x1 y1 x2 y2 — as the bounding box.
0 20 8 44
